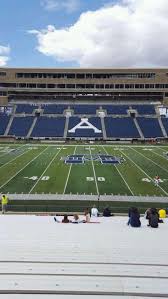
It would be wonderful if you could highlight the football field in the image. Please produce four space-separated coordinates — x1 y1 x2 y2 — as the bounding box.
0 143 168 196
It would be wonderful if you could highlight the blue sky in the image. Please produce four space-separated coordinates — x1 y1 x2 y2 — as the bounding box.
0 0 113 67
0 0 168 68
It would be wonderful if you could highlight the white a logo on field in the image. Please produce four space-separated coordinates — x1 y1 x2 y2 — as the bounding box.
68 118 101 133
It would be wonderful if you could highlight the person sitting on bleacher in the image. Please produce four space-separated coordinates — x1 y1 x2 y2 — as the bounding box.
158 208 166 219
127 207 141 227
54 214 70 223
62 214 70 223
84 208 91 223
148 208 159 228
103 207 113 217
91 205 99 217
72 214 84 223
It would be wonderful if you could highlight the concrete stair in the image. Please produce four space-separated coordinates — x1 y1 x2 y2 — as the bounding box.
63 117 69 138
4 105 17 136
27 117 37 138
158 117 168 138
133 118 144 139
100 117 107 140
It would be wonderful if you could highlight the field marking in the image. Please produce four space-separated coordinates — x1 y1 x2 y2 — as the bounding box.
89 146 99 195
63 146 77 194
119 149 168 196
102 146 134 196
131 147 168 175
0 147 49 191
0 146 21 158
152 148 168 160
0 146 31 170
28 148 62 194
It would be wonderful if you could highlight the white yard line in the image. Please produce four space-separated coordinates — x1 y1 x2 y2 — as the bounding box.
63 146 77 194
102 146 134 196
152 148 168 160
0 147 49 190
0 146 31 170
120 150 168 196
131 147 168 175
89 146 99 195
29 148 62 194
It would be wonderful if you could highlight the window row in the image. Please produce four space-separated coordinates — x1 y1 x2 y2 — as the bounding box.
1 83 168 89
16 72 156 79
0 72 6 77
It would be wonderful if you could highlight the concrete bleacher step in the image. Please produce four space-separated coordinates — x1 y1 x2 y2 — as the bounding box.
4 105 17 136
1 215 168 298
158 117 168 138
26 116 37 138
64 117 69 138
4 115 14 136
100 117 107 139
133 118 144 139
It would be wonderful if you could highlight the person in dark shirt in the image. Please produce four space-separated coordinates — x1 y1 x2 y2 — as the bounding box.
127 207 141 227
148 208 159 228
54 214 70 223
62 214 70 223
103 207 113 217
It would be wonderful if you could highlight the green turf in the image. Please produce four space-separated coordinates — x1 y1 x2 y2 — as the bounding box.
0 144 168 196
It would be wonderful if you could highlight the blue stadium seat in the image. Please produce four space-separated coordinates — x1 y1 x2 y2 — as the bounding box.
70 105 99 115
102 105 129 115
160 118 168 135
42 104 68 114
104 117 140 138
31 117 65 137
132 105 155 115
137 117 163 138
0 115 10 135
8 117 34 137
16 104 38 114
67 117 103 138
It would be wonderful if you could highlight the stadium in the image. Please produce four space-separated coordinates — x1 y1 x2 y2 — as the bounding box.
0 67 168 211
1 0 168 297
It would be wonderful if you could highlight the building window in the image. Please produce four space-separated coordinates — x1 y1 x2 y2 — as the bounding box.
76 74 85 79
125 84 135 89
27 83 36 88
115 84 124 89
37 84 46 88
66 84 75 88
57 84 65 88
47 84 55 88
0 72 6 76
76 84 85 88
18 83 27 88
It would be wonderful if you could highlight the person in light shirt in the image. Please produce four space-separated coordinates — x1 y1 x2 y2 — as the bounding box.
91 205 99 217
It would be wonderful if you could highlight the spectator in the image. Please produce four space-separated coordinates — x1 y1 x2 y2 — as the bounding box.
91 205 99 217
103 207 113 217
62 214 70 223
72 214 84 224
1 194 8 214
84 208 91 222
54 214 70 223
158 208 166 219
148 208 159 228
144 208 152 220
127 207 141 227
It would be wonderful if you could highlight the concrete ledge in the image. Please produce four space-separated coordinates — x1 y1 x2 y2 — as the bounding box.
3 194 168 203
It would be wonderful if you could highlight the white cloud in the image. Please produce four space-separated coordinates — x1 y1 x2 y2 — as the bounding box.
0 45 10 66
31 0 168 67
41 0 80 13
